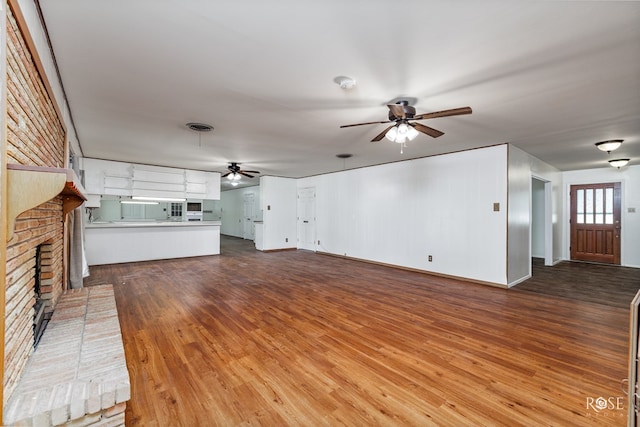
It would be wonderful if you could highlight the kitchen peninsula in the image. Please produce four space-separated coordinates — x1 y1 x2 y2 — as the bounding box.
85 220 221 265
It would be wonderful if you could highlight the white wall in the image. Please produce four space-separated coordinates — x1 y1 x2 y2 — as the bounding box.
220 186 260 238
298 145 510 285
507 146 532 285
260 177 297 250
562 165 640 268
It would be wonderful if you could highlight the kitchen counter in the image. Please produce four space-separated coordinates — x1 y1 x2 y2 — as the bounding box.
86 220 221 228
85 221 221 266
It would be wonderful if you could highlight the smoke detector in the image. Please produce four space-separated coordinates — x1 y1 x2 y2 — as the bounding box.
333 76 357 90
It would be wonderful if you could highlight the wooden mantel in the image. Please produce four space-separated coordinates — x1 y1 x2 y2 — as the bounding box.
6 164 87 239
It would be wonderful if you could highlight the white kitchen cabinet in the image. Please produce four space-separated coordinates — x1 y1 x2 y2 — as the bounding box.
185 170 208 199
82 158 221 201
186 170 220 200
84 194 101 208
82 158 132 196
131 164 186 199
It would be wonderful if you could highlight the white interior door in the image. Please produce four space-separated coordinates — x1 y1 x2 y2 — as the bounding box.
297 187 316 251
243 193 255 240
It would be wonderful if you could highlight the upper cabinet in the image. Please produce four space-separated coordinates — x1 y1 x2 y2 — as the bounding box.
186 169 220 200
83 158 132 196
81 158 220 200
132 164 185 199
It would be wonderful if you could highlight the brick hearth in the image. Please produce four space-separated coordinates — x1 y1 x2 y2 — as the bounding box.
4 285 130 426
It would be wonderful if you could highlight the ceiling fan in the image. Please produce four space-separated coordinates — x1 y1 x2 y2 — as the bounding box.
340 100 472 143
222 162 260 182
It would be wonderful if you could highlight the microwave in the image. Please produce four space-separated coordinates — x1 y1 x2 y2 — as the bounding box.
186 200 202 212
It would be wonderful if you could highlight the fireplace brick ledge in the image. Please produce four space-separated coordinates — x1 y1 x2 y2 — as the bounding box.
4 285 131 426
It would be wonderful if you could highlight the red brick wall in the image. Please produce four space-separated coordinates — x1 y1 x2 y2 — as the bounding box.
4 6 66 400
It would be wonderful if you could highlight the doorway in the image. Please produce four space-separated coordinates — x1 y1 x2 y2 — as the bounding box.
531 177 553 267
570 182 621 264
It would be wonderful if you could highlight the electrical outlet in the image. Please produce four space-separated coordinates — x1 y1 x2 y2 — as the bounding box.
285 237 288 243
428 255 433 262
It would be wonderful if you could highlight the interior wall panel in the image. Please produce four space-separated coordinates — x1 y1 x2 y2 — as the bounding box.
299 144 509 285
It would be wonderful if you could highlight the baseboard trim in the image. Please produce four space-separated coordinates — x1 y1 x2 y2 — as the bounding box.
316 251 508 289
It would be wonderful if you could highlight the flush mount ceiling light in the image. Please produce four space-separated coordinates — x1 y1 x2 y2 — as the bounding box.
595 139 623 153
609 158 630 169
333 75 357 90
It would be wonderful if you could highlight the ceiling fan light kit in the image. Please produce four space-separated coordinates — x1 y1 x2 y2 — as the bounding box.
385 122 419 143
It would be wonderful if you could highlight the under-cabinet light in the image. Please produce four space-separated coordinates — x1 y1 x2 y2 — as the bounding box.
121 200 159 205
132 196 186 202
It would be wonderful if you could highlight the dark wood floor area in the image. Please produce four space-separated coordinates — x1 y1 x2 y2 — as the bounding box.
517 257 640 309
84 236 634 426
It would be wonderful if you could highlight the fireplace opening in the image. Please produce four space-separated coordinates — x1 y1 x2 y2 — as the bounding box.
33 243 52 348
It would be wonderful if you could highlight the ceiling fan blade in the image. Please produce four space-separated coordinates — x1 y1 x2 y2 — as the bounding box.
239 172 255 178
412 122 444 138
340 120 392 128
241 170 260 174
371 125 396 142
387 104 406 119
413 106 472 120
221 172 232 178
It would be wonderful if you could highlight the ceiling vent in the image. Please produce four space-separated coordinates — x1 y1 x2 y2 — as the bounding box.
185 122 214 132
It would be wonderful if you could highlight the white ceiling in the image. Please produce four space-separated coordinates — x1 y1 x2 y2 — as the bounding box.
38 1 640 189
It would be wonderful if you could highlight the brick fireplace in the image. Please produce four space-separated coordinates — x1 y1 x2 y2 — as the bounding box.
4 199 65 399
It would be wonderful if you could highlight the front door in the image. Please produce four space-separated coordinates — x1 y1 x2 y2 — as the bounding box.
570 182 621 264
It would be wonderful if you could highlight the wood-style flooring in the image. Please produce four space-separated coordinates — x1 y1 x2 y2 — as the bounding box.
84 236 635 426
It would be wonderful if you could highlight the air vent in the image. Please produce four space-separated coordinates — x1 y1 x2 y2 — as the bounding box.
185 122 214 132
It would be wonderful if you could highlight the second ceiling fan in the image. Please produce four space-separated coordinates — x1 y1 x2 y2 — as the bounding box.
222 162 260 181
340 100 472 143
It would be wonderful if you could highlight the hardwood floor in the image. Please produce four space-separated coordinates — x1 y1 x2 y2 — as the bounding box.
84 236 633 426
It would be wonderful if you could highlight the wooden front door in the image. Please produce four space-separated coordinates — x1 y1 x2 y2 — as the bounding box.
570 182 621 264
